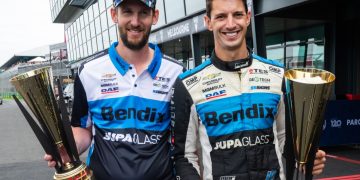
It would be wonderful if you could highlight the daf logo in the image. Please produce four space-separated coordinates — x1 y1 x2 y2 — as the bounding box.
205 90 226 100
101 87 119 94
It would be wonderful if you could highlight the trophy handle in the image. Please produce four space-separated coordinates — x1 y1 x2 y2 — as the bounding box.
13 95 62 172
56 79 80 162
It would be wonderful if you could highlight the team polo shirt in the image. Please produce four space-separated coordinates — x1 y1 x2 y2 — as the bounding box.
71 42 184 180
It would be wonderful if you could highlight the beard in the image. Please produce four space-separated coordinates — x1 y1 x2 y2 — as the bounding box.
119 25 151 50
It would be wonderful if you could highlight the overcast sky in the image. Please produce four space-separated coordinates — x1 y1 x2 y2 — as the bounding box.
0 0 64 67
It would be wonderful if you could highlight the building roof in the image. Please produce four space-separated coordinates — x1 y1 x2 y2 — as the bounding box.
0 45 50 70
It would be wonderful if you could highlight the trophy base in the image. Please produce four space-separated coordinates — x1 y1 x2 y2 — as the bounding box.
54 162 93 180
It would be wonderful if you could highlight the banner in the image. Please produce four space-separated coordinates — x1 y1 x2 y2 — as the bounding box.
320 100 360 146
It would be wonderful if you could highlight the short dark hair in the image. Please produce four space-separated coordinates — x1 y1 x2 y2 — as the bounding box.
206 0 248 18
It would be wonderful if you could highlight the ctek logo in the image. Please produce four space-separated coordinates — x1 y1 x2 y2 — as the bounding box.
101 107 165 123
249 69 268 75
205 90 227 100
155 76 170 82
101 87 119 94
204 104 274 126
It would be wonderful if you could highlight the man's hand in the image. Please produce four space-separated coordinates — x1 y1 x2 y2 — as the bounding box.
312 149 326 175
44 154 56 168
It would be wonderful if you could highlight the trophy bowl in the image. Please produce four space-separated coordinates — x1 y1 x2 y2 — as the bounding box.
285 68 335 180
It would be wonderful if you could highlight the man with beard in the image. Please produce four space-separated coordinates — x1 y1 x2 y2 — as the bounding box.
171 0 326 179
44 0 184 179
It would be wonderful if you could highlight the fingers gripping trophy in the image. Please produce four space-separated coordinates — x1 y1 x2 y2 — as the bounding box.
284 68 335 180
10 66 93 180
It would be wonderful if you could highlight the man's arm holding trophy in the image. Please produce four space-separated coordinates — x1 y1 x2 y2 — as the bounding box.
313 150 326 175
44 126 92 167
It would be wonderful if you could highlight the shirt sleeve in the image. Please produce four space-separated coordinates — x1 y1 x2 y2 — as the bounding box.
275 94 286 154
71 72 91 128
171 77 201 180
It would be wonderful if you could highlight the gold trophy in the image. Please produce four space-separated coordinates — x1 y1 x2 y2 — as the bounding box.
10 66 92 180
284 68 335 180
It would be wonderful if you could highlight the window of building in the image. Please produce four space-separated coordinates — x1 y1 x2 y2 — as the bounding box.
83 43 88 57
71 39 76 56
74 34 79 51
77 19 82 33
98 0 107 13
88 6 94 22
85 25 91 41
73 24 77 39
153 0 166 29
66 44 71 58
78 31 83 45
160 36 192 68
90 21 96 38
95 17 102 35
65 30 70 44
93 2 100 18
97 34 104 51
80 15 85 30
100 12 108 32
74 47 78 60
265 25 325 69
185 0 205 15
81 29 86 46
92 37 98 53
79 45 84 58
105 0 113 8
84 10 89 26
266 33 285 65
107 8 115 28
70 24 74 39
87 41 93 55
67 27 72 41
164 0 185 23
103 30 110 49
109 25 118 44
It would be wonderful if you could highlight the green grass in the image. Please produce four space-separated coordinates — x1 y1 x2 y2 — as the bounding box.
0 92 22 100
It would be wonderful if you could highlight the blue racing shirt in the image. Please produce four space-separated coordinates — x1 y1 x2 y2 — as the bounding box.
71 42 184 180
